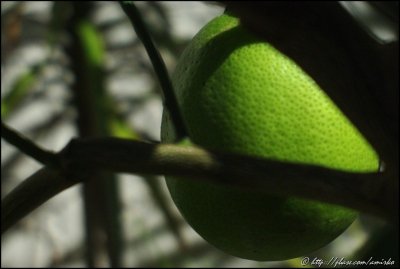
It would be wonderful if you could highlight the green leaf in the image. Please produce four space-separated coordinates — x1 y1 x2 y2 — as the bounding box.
1 64 42 118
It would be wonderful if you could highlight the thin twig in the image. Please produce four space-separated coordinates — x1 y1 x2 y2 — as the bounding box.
143 175 187 250
64 2 123 266
119 1 187 140
1 122 58 167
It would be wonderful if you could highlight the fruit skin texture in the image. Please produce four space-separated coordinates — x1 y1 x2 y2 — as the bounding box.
161 14 379 261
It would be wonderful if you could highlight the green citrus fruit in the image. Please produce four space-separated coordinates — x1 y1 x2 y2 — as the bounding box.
161 13 379 261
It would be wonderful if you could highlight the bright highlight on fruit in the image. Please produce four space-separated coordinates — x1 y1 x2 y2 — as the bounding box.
161 13 379 261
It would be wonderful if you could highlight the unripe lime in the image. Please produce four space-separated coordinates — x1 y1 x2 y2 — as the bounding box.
161 13 379 261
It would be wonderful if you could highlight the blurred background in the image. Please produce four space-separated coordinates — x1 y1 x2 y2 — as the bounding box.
1 1 398 267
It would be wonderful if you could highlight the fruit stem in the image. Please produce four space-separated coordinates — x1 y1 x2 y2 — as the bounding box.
119 1 187 141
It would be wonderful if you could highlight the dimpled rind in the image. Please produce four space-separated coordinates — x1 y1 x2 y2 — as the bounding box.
161 14 379 261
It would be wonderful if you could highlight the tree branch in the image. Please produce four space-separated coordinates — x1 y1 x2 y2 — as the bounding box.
2 137 396 234
1 167 75 233
61 138 396 222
